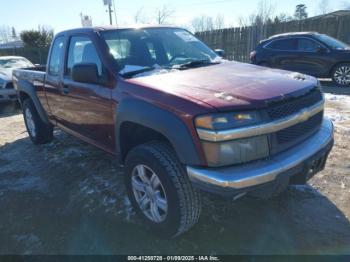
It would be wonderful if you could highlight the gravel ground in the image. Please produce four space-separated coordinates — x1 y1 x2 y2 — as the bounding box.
0 84 349 255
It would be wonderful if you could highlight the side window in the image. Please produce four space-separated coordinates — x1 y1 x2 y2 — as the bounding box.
298 38 321 52
48 37 64 76
268 39 297 51
67 36 102 76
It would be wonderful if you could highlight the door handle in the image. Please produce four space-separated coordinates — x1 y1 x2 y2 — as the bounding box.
62 85 70 94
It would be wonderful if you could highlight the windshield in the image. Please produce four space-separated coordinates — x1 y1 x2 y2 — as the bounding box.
0 57 34 69
315 34 350 50
101 28 220 77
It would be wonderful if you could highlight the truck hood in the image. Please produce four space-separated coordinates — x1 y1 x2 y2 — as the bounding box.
128 61 318 111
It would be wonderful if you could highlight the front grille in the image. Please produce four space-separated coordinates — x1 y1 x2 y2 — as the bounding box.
267 88 323 120
276 112 323 144
266 88 324 154
5 82 14 89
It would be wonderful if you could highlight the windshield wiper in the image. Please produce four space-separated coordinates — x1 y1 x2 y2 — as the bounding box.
120 66 155 78
172 59 219 69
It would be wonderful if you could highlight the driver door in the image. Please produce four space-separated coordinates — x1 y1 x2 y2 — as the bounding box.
59 35 115 152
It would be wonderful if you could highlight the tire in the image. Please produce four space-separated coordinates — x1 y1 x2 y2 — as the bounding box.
125 142 201 238
23 99 54 144
331 63 350 87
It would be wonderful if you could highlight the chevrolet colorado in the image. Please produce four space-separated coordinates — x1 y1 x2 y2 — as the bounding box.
13 26 334 238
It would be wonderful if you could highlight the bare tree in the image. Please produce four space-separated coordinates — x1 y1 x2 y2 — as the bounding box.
154 5 175 25
0 26 12 43
273 13 294 23
318 0 331 15
134 7 149 24
191 15 214 32
343 1 350 10
237 0 275 27
214 14 225 30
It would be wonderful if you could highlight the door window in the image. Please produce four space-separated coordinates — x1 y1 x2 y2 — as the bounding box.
298 38 321 52
66 36 103 76
267 39 297 51
48 36 64 76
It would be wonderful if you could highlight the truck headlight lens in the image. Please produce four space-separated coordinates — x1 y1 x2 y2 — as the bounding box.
201 135 269 167
195 111 269 167
195 111 261 130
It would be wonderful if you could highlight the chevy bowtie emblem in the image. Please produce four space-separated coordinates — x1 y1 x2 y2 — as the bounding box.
299 108 311 122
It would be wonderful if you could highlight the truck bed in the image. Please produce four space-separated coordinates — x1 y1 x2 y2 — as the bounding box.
13 66 46 89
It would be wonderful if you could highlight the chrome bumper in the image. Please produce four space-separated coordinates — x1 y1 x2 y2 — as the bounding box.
187 118 333 192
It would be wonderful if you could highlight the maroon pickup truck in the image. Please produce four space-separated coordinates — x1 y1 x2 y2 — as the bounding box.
13 26 334 238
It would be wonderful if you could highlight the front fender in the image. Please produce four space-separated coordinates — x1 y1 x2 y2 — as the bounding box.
115 98 203 166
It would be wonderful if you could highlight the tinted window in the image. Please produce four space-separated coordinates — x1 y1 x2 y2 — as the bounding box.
267 39 297 51
315 34 350 50
67 36 102 76
48 37 64 76
298 38 321 52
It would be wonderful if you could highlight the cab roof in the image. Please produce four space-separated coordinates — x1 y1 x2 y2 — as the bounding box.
57 25 182 35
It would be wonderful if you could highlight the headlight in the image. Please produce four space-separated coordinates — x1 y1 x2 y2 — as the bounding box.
0 78 5 88
195 112 269 167
195 111 261 130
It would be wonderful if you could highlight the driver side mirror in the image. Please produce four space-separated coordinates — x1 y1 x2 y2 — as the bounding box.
72 63 99 84
214 49 225 57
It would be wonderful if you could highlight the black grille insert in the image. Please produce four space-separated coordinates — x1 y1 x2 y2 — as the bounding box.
267 89 323 120
266 88 324 154
275 112 323 144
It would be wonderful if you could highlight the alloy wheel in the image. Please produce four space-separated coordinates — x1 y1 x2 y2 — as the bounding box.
131 164 168 223
334 65 350 86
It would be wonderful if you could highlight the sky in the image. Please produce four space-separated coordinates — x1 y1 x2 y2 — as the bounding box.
0 0 348 33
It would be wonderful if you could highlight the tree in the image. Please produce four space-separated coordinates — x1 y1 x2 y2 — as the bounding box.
237 0 274 27
191 15 214 32
214 14 225 30
11 27 17 40
273 13 294 23
134 7 149 24
0 26 12 43
154 5 175 25
294 4 308 20
20 26 54 48
318 0 331 15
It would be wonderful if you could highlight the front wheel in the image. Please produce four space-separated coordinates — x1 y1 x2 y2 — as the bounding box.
125 142 201 238
331 63 350 87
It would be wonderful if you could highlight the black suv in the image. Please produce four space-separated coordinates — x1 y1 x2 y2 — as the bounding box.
250 32 350 87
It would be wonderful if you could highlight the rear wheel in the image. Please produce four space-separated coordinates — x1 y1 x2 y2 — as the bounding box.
23 99 53 144
332 63 350 87
125 142 201 238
